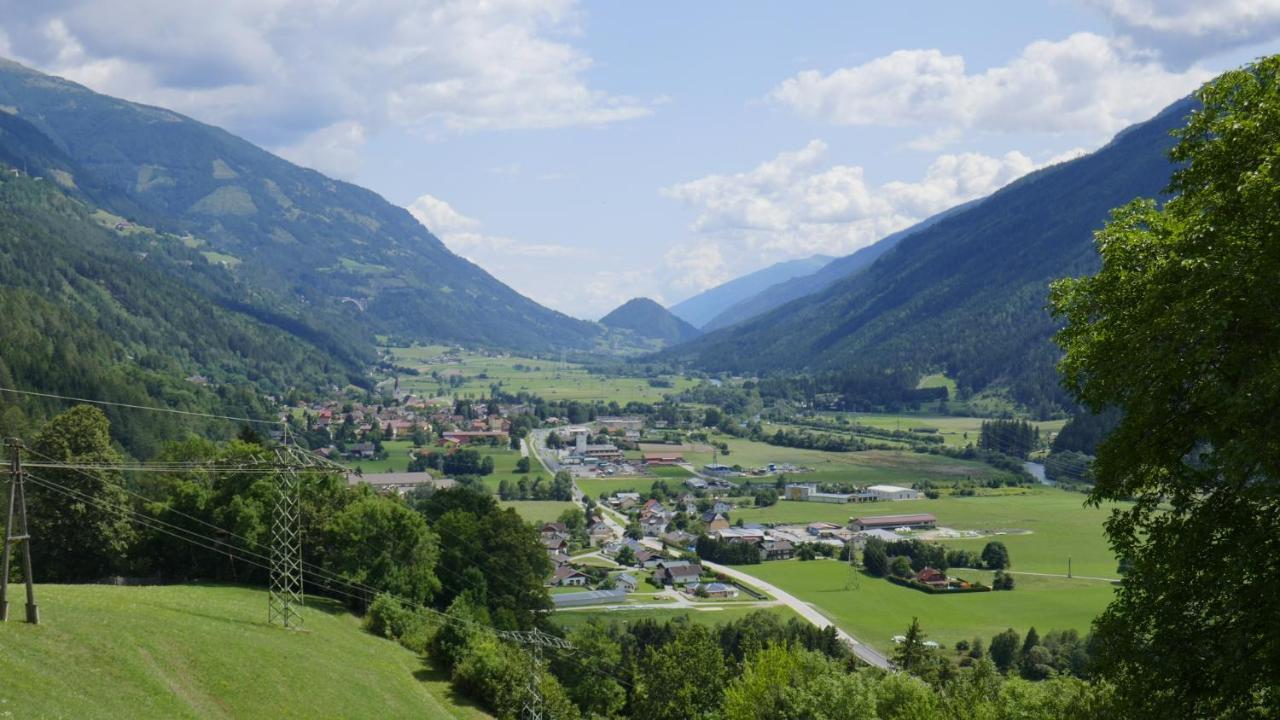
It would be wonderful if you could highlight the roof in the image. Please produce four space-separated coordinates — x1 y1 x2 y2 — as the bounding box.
662 564 702 578
616 573 638 584
852 513 937 526
866 484 914 493
553 566 587 580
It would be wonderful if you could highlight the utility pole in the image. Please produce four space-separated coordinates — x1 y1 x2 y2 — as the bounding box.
1 438 39 624
267 465 304 629
1068 556 1072 579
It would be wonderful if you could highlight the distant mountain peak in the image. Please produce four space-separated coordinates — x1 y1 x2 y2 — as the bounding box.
601 297 702 345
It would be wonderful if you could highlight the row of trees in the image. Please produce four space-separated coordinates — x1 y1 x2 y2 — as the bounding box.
496 471 573 501
862 537 1010 577
409 448 495 476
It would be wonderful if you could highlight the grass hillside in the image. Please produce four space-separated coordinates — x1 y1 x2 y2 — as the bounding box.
0 584 489 720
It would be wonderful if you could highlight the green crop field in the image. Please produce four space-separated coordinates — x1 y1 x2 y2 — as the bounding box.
0 584 488 719
387 346 697 404
734 488 1121 578
743 560 1114 654
818 413 1069 449
500 500 578 524
684 435 1015 486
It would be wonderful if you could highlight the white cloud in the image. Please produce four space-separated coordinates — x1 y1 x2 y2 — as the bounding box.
769 33 1213 145
407 193 578 259
274 121 368 180
662 140 1064 289
1084 0 1280 63
1 0 650 148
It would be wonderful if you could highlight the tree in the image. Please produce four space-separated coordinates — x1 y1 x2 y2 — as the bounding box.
990 628 1021 674
889 555 913 578
26 406 136 581
1049 57 1280 718
981 541 1010 570
615 545 637 567
515 456 530 473
862 537 888 576
324 493 440 608
893 617 931 675
633 624 727 719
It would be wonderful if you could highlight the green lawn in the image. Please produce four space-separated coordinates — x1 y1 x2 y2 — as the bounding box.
685 435 1015 486
743 560 1114 654
344 439 416 474
500 500 578 524
578 476 660 498
388 346 697 404
736 487 1121 578
0 584 488 719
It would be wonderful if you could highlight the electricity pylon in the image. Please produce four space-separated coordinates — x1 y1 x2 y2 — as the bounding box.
498 628 575 720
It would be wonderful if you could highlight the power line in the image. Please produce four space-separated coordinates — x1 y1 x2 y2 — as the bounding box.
0 386 284 426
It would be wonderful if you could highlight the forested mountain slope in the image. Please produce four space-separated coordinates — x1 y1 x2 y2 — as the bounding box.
601 297 702 345
0 57 599 351
703 200 981 331
665 98 1194 413
669 254 832 327
0 163 367 456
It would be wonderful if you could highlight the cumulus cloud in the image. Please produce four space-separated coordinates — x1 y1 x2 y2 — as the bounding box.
274 121 368 180
407 193 577 259
661 140 1066 290
769 33 1212 145
1084 0 1280 64
0 0 650 147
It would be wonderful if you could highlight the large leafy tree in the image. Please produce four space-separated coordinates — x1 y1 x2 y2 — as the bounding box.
24 405 136 581
1051 56 1280 717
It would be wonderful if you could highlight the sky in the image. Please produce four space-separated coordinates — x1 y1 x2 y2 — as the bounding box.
1 1 1278 318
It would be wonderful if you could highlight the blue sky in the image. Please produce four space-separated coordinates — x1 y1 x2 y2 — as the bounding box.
2 1 1277 317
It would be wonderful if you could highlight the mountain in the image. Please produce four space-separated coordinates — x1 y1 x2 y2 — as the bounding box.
0 58 599 352
665 98 1195 413
668 255 832 327
702 201 980 331
601 297 702 345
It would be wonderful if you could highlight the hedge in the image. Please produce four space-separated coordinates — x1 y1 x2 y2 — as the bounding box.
886 575 992 594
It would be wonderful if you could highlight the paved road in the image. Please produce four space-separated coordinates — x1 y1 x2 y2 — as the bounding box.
1008 570 1118 583
696 558 893 669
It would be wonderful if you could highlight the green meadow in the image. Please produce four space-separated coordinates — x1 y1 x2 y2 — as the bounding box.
499 500 579 524
387 346 697 404
0 584 488 719
743 560 1114 654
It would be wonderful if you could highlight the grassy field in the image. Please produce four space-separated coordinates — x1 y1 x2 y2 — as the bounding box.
578 477 659 498
552 604 800 631
744 560 1114 653
387 346 697 404
684 435 1015 486
735 487 1120 578
500 500 578 524
0 584 488 719
823 413 1069 449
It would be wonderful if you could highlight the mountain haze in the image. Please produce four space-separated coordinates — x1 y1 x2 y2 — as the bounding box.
702 200 982 331
0 58 599 352
601 297 702 345
665 98 1195 412
669 254 832 328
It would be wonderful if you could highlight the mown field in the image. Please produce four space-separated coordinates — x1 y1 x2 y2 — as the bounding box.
684 435 1016 487
744 560 1114 654
0 584 488 719
387 346 697 404
734 487 1120 578
499 500 578 523
839 413 1069 449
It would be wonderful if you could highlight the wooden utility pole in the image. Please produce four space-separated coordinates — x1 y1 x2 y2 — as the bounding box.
1 437 39 624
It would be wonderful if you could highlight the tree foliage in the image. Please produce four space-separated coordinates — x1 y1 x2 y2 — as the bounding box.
1051 56 1280 719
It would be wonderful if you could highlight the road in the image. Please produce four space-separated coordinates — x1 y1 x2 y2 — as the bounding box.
699 557 892 669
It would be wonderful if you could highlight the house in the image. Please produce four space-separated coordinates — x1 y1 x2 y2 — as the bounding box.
701 512 730 533
711 501 732 515
661 530 695 549
916 567 949 588
684 477 709 490
542 536 568 553
849 514 937 532
615 573 639 592
636 550 663 568
588 522 613 542
551 566 589 587
807 521 842 537
713 527 766 543
642 515 668 537
345 442 377 459
348 473 456 496
439 430 509 446
691 582 738 599
541 522 568 539
655 562 703 586
760 540 795 560
549 551 572 567
865 484 921 501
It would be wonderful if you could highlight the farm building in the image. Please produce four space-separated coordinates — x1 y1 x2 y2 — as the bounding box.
865 484 921 501
849 513 937 532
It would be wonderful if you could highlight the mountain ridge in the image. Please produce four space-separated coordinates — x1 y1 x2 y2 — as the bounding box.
669 254 833 328
601 297 702 345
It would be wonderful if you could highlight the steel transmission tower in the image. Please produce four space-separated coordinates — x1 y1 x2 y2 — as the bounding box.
498 628 575 720
1 438 38 624
267 464 304 629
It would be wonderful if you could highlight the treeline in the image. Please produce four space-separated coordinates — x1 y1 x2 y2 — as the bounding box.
863 537 1011 577
497 471 574 501
410 448 495 476
978 419 1041 459
695 535 762 565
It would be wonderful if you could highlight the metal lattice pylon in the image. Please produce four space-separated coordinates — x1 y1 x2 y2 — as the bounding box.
1 438 38 624
267 465 303 629
498 629 575 720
